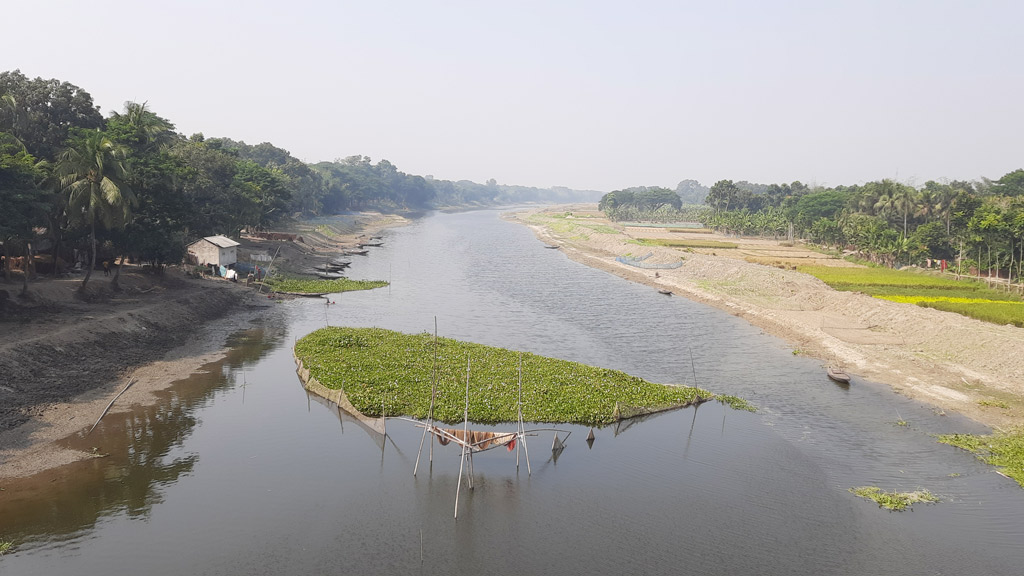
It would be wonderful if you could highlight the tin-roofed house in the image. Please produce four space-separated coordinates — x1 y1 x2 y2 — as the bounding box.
186 235 240 267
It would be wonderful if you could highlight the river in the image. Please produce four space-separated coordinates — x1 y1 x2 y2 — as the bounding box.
1 208 1021 575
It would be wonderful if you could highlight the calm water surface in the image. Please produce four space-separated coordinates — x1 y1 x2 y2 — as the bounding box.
2 209 1021 575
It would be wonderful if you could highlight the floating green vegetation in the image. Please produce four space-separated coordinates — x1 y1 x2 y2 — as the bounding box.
637 238 738 249
0 540 12 555
716 394 756 412
849 486 939 511
264 276 388 294
294 327 717 425
938 430 1024 488
797 265 1024 326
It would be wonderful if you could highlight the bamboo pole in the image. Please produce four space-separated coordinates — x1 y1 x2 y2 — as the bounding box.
414 319 438 476
87 377 137 436
256 245 282 294
454 357 471 519
517 354 532 476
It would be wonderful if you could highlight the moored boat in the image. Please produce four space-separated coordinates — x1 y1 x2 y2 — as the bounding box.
827 365 851 384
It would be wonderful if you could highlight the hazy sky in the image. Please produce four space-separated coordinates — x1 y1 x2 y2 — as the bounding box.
6 1 1022 191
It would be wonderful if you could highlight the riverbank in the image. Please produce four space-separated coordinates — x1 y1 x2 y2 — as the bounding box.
506 205 1024 432
0 212 406 480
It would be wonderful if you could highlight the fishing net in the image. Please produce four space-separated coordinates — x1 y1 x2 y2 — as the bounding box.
615 252 684 270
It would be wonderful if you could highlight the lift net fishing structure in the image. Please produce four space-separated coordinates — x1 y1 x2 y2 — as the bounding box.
408 350 568 519
615 251 683 270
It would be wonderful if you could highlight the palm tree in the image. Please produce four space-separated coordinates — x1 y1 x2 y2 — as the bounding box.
56 131 135 292
892 184 916 237
106 102 174 289
109 101 175 150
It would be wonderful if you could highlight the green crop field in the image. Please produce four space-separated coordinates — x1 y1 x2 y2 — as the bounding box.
798 265 1024 327
637 238 738 249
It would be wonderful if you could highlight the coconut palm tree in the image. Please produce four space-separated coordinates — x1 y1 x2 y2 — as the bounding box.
56 130 135 292
892 184 917 237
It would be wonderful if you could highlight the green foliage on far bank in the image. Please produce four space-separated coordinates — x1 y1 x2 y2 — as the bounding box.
264 276 388 294
938 430 1024 488
294 327 717 425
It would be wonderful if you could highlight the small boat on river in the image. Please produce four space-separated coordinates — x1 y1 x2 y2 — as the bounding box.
658 289 673 296
827 366 851 384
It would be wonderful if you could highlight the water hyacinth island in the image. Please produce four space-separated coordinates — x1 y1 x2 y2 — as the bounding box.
293 327 722 425
264 276 389 294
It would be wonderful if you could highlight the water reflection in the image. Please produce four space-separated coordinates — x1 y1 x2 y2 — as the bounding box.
3 210 1024 576
0 326 279 548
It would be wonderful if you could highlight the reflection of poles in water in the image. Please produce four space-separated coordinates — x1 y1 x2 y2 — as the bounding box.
381 394 387 463
683 403 700 460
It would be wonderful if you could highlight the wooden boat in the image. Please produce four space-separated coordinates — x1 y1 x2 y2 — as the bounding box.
827 366 851 384
358 241 383 248
317 272 346 280
657 289 673 296
342 249 369 256
544 244 560 249
313 263 349 272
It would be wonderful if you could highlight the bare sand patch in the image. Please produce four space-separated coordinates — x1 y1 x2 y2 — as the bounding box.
507 205 1024 431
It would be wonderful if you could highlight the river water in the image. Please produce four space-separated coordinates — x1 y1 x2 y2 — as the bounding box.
2 209 1022 575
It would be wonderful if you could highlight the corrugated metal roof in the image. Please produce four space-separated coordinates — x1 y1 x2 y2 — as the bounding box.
200 235 240 248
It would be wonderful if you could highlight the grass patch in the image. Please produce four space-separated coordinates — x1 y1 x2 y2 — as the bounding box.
938 430 1024 487
669 228 713 234
849 486 938 511
637 238 738 249
526 214 619 236
264 276 388 294
294 327 720 426
978 399 1011 409
0 541 12 555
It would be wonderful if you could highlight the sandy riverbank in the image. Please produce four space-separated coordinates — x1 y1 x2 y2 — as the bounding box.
506 205 1024 432
0 212 407 480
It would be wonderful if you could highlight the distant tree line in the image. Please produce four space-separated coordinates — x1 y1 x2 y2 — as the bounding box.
600 175 1024 280
0 70 599 291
